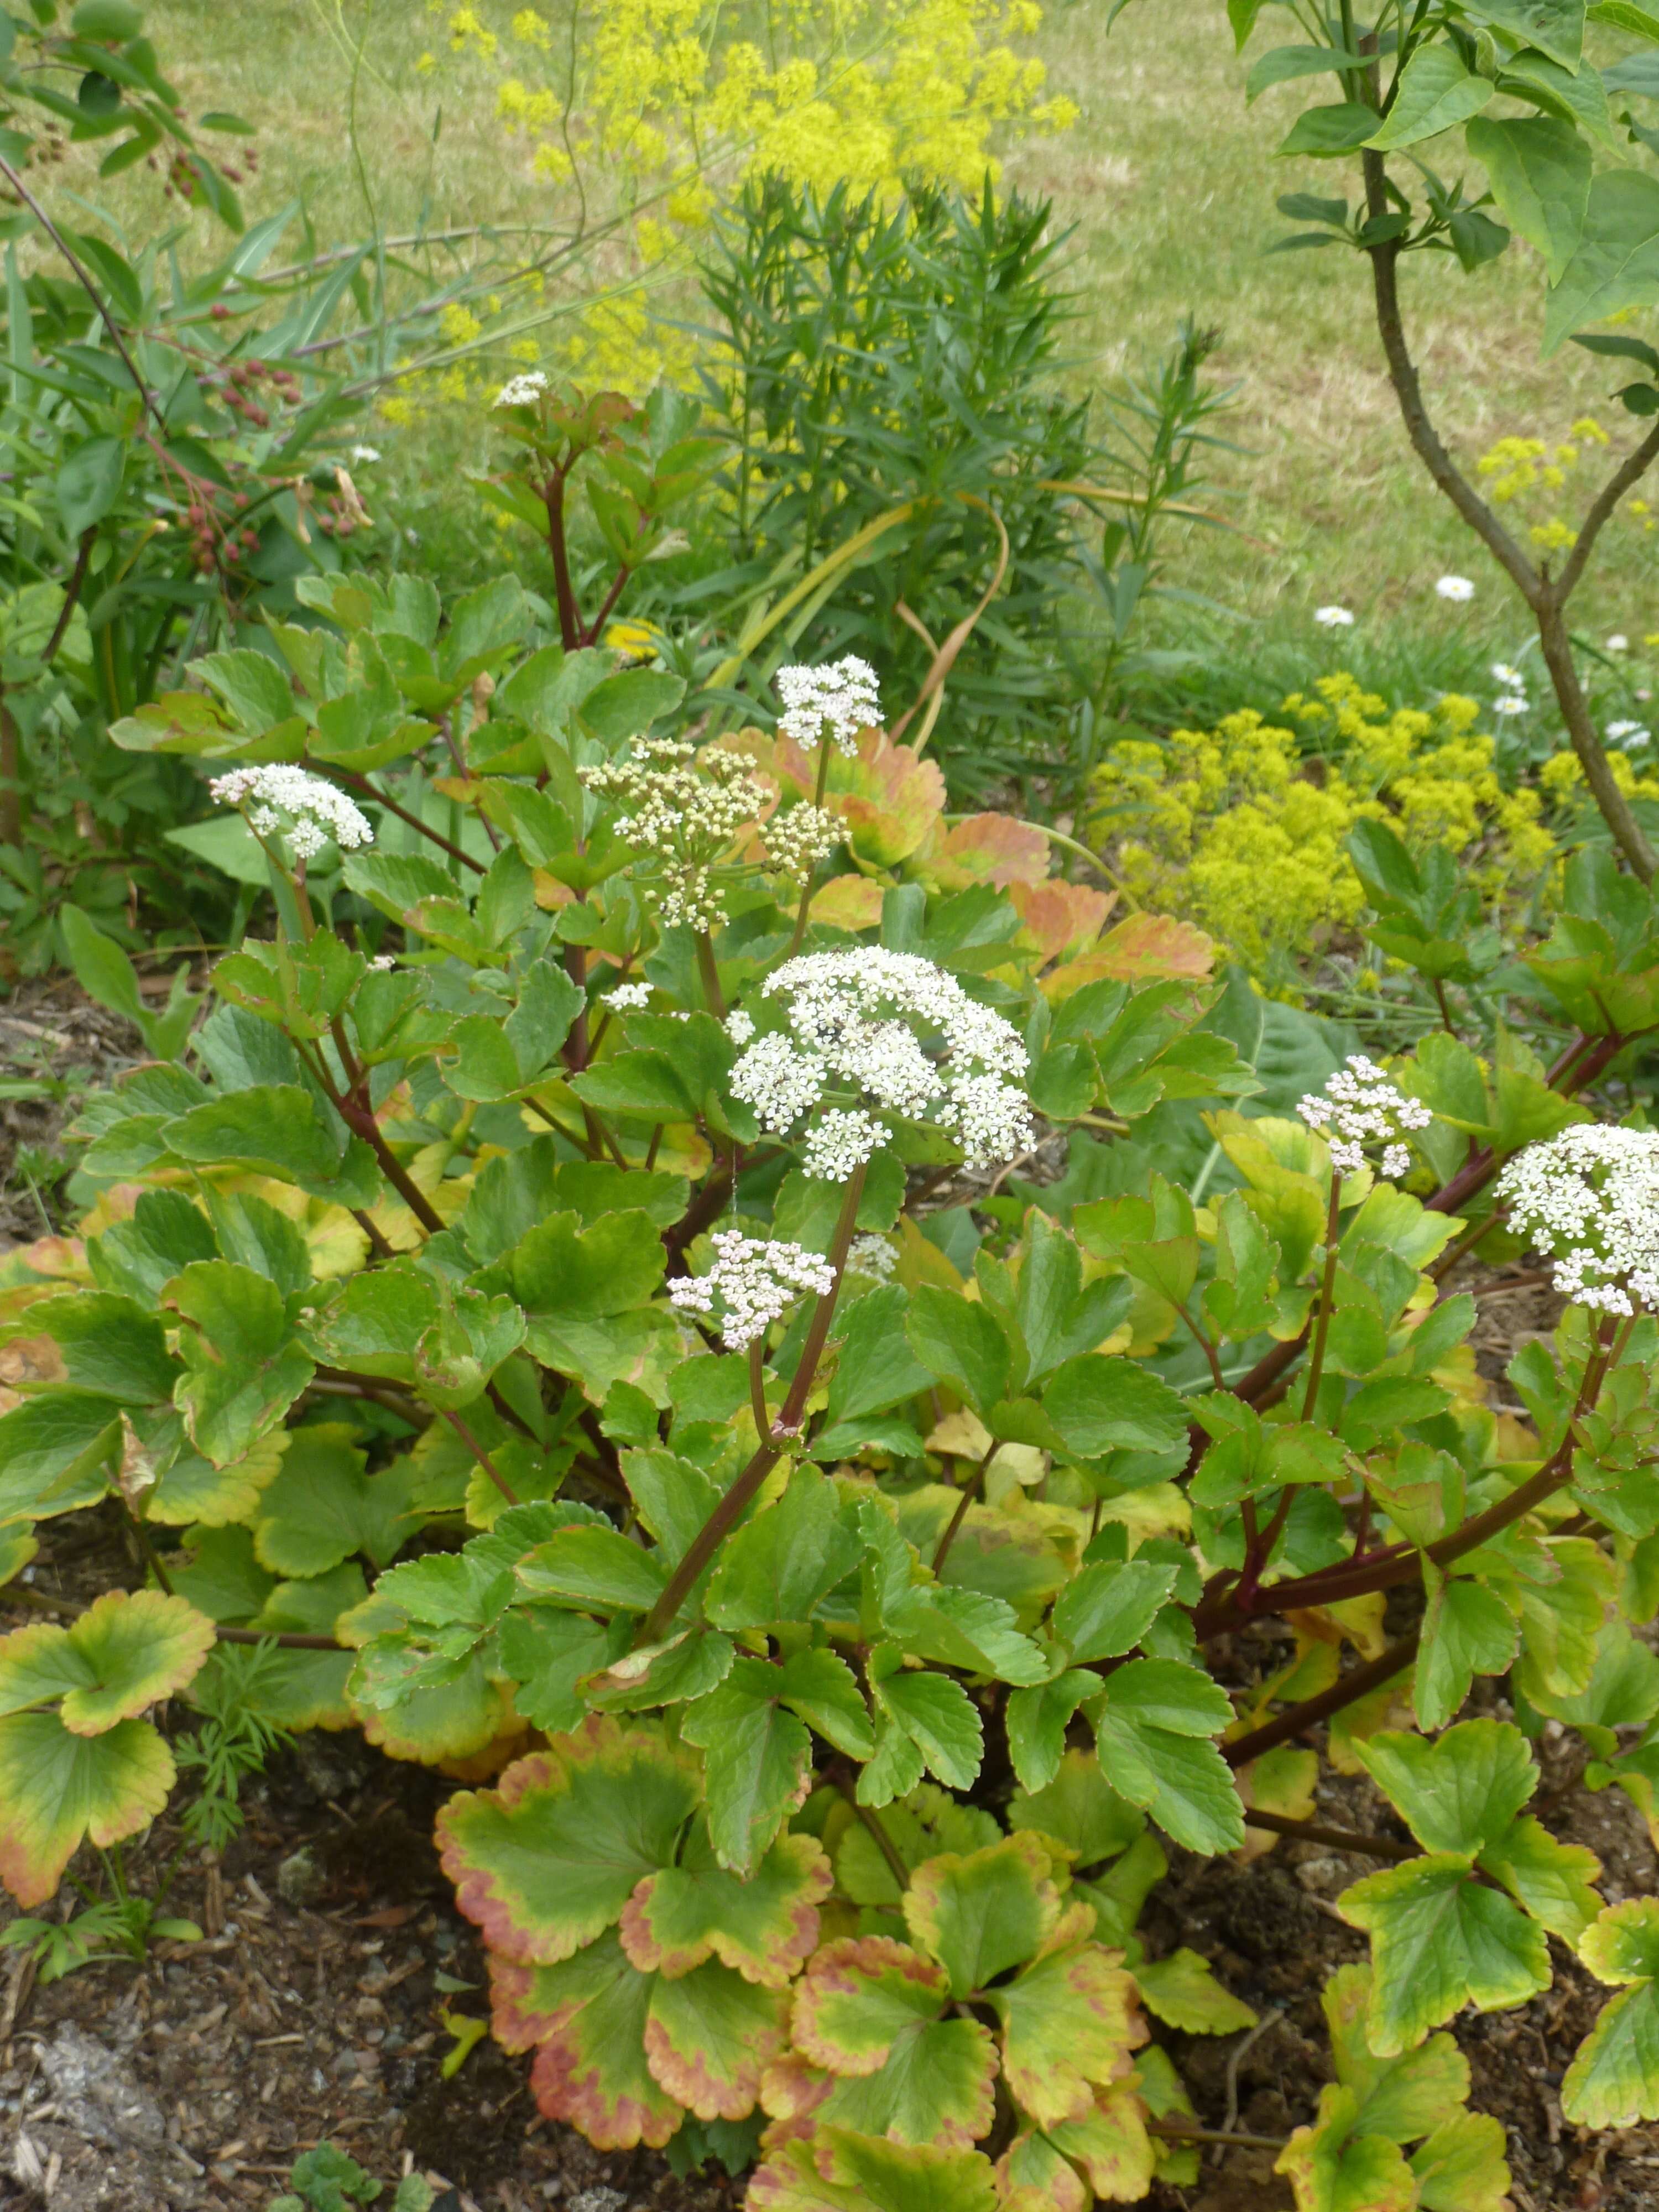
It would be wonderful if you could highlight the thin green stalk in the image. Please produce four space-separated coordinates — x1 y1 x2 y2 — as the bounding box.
932 1436 998 1576
1300 1174 1344 1421
637 1160 867 1644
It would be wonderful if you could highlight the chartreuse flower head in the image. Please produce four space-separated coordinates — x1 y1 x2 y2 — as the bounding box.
1497 1123 1659 1315
1297 1055 1431 1180
728 947 1034 1181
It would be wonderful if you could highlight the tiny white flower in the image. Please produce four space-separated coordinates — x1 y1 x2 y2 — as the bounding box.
1314 606 1355 629
847 1233 897 1280
1608 634 1631 653
1498 1125 1659 1314
494 371 550 409
1491 662 1524 687
724 1008 756 1046
604 981 653 1011
1297 1055 1432 1181
1493 695 1529 718
349 444 382 466
669 1230 836 1354
1436 575 1475 603
775 657 882 754
1608 720 1651 750
209 765 374 857
368 953 396 972
728 948 1035 1181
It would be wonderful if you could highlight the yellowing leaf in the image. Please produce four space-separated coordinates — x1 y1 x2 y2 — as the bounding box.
0 1588 215 1735
0 1709 174 1907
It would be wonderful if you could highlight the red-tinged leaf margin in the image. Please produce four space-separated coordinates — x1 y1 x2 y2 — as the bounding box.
619 1829 833 1987
791 1934 950 2076
641 1961 791 2120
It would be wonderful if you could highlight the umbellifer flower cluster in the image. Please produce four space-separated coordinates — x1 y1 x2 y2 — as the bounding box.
775 657 881 754
668 1230 836 1353
761 802 841 883
494 371 550 409
580 737 766 930
604 981 652 1011
1497 1124 1659 1316
729 948 1035 1181
208 765 374 862
1297 1055 1432 1180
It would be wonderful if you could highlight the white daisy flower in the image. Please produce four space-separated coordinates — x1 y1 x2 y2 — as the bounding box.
1436 576 1475 603
1314 606 1355 629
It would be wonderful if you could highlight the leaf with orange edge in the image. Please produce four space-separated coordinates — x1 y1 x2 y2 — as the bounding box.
806 877 886 934
748 2126 999 2212
437 1717 698 1965
1236 1744 1319 1864
792 1935 949 2074
997 2128 1090 2212
490 1932 785 2135
494 1931 684 2148
914 813 1049 894
643 1960 790 2120
989 1912 1147 2130
620 1824 831 1987
0 1709 174 1907
1009 879 1115 967
902 1833 1064 1998
0 1589 215 1735
1044 914 1215 1001
1044 2080 1158 2204
821 733 947 869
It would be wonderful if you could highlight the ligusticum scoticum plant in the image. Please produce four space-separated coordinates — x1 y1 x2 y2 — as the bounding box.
10 597 1659 2208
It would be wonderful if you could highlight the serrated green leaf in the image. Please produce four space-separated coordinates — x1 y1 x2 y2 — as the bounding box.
252 1423 416 1577
1051 1558 1176 1663
682 1657 814 1875
991 1931 1146 2130
1353 1718 1537 1855
1562 1898 1659 2125
0 1589 214 1736
165 1260 315 1466
620 1824 830 1987
904 1832 1063 1997
0 1709 174 1908
437 1717 697 1963
1135 1947 1258 2034
1009 1748 1146 1866
1339 1854 1551 2056
1275 2083 1417 2212
706 1466 863 1631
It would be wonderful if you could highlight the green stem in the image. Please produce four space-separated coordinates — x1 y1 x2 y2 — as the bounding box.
932 1436 998 1576
440 1409 520 1508
637 1161 867 1644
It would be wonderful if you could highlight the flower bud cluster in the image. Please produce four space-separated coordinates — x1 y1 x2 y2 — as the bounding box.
1497 1124 1659 1316
761 802 841 883
668 1229 836 1353
1297 1054 1432 1180
605 981 653 1011
729 948 1035 1180
775 657 881 754
209 765 374 861
580 737 767 930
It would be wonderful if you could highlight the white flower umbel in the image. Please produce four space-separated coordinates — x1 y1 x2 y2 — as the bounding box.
1436 576 1475 603
724 1008 756 1046
604 981 652 1010
668 1229 836 1353
729 948 1035 1180
494 371 550 408
579 736 766 931
847 1233 897 1280
1297 1054 1432 1180
1498 1125 1659 1315
1314 606 1355 629
209 765 374 862
761 802 841 883
775 656 881 755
